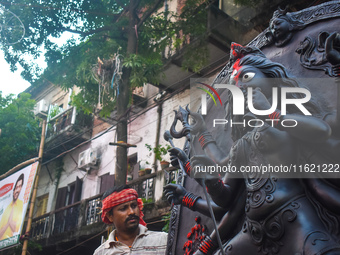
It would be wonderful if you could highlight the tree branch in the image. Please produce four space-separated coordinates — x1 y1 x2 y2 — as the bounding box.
59 26 113 37
137 0 164 28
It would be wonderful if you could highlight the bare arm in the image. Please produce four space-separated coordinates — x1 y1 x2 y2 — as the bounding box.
8 211 17 232
279 114 331 143
191 198 228 220
0 208 11 238
0 221 9 238
205 176 243 209
304 178 340 214
250 88 331 143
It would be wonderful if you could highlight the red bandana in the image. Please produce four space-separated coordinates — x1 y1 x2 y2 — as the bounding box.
101 188 146 226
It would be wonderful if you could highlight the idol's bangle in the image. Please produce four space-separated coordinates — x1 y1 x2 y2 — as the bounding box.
198 131 216 150
198 236 217 255
183 160 191 176
182 192 201 210
268 109 281 127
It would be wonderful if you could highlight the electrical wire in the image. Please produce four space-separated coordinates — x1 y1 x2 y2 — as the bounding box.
41 52 227 166
55 229 107 255
32 0 247 165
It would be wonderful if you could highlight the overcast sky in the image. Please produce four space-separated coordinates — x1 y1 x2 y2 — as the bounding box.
0 32 79 98
0 50 32 97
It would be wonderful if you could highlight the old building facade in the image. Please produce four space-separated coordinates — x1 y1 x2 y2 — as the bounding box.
12 0 331 254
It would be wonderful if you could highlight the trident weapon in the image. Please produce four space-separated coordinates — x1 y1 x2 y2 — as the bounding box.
164 106 226 255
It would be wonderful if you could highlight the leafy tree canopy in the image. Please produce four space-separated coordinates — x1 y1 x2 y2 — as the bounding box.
0 0 211 116
0 93 41 175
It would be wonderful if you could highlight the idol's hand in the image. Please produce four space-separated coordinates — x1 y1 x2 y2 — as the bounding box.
163 184 187 205
168 147 189 168
191 155 219 180
188 110 207 135
246 87 271 114
326 32 340 65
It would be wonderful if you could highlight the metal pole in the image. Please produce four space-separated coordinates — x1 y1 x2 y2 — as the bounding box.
153 100 163 171
21 119 47 255
201 179 226 255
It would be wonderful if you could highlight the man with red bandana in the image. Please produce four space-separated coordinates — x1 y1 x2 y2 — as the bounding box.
93 185 168 255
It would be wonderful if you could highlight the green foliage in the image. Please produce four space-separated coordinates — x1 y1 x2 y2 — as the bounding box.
1 0 212 114
145 143 171 162
182 40 209 73
123 54 163 88
48 104 64 119
141 197 154 204
0 93 41 175
13 241 43 255
162 212 171 232
142 197 155 211
54 158 64 185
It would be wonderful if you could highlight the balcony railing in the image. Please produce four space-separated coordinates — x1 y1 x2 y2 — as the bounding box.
86 196 102 226
43 107 93 160
53 202 81 235
31 215 49 240
128 172 157 201
46 107 74 140
30 198 93 240
46 107 92 140
30 174 161 242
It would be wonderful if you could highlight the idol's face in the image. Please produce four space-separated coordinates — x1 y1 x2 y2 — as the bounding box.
230 65 273 99
270 18 290 40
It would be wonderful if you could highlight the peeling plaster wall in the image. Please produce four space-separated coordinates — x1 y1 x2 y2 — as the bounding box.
57 128 118 200
82 129 117 198
34 71 221 214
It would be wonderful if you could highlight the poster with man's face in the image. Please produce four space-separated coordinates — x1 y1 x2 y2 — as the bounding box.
0 162 38 250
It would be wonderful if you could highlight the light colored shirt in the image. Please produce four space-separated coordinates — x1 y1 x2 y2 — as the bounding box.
0 199 24 240
93 224 168 255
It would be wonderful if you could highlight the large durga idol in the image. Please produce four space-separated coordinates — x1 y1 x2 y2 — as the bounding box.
163 2 340 255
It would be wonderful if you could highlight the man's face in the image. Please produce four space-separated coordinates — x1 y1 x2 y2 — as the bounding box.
13 180 23 202
108 200 140 233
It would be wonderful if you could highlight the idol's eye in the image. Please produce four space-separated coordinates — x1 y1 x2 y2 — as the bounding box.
241 72 255 82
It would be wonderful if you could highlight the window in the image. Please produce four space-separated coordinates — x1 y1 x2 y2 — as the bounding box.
67 177 83 205
53 177 83 234
55 177 83 209
36 194 49 217
100 173 115 194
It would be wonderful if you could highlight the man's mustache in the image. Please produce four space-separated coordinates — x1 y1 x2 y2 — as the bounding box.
125 215 139 223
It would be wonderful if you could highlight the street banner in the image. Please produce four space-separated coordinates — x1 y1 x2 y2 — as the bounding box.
0 162 39 250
